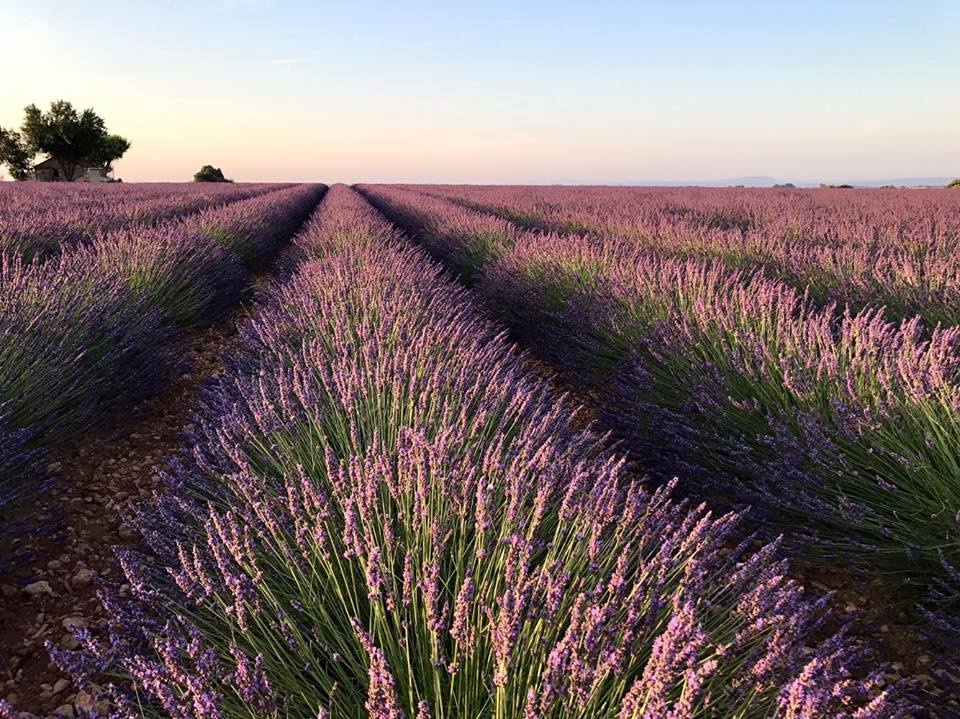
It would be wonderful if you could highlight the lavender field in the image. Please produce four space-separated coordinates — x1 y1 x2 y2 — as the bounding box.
2 182 959 718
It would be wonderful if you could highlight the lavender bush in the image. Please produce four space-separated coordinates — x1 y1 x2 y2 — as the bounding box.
0 184 325 546
408 184 960 327
52 186 899 718
0 251 170 444
0 182 288 263
196 191 313 269
358 185 960 643
0 407 44 518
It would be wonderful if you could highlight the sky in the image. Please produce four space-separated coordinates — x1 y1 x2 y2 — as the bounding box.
1 0 958 183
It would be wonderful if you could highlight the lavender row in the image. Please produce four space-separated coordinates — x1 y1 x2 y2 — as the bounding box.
0 181 288 218
0 183 325 539
359 185 960 647
41 185 900 718
411 184 960 328
0 182 290 263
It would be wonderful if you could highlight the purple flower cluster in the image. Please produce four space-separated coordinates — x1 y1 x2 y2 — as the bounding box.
0 183 325 546
357 184 960 657
0 182 290 263
58 186 898 717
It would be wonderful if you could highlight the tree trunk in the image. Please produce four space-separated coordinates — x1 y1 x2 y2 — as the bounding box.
60 159 78 182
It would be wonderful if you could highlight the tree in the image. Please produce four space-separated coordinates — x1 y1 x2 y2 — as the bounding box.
194 165 232 182
1 100 130 181
948 179 960 189
0 128 31 180
90 134 131 173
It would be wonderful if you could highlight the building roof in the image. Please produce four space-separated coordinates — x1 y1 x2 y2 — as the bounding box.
33 157 103 170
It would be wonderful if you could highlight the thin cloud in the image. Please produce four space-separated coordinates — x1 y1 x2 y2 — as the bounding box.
270 58 311 65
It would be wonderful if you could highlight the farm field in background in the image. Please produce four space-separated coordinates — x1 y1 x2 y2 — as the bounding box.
1 181 959 717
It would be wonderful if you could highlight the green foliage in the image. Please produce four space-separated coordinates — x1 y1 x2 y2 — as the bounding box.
3 100 129 180
0 127 32 180
22 101 106 180
90 134 131 172
194 165 232 183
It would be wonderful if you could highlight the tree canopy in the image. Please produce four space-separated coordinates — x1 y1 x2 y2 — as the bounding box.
0 128 31 180
0 100 130 181
194 165 232 182
90 134 132 173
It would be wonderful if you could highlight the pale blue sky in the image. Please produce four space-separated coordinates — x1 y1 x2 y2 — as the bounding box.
1 0 958 182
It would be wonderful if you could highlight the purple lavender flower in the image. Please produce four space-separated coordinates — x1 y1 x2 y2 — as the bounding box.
54 185 899 718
